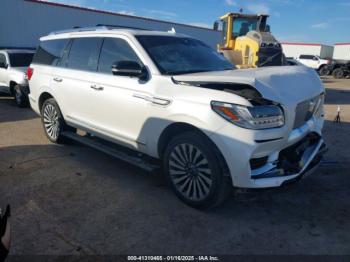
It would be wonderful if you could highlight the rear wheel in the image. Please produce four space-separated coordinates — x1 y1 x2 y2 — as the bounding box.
14 84 28 108
41 98 70 143
332 68 344 79
163 131 231 209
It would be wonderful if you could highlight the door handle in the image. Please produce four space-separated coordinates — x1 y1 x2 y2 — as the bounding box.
90 85 104 91
53 77 62 83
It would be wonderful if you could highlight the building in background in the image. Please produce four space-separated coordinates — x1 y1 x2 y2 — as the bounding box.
282 43 334 59
0 0 220 49
333 43 350 61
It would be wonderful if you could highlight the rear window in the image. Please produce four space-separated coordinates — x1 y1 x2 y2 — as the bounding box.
9 53 34 67
33 39 69 66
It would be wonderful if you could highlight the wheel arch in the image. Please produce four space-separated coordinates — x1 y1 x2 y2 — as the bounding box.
38 92 54 112
157 122 230 175
9 81 17 95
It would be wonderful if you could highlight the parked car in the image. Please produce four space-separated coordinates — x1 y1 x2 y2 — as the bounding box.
0 49 34 107
296 54 331 76
28 27 326 208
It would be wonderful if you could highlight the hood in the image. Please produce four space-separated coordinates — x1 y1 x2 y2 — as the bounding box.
172 66 324 107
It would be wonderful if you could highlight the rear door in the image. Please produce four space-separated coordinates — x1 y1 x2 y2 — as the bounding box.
51 37 103 126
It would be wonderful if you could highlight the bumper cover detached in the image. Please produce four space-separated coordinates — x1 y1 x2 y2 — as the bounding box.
252 133 327 183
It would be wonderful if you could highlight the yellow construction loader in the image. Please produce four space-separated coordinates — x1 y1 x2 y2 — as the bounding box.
214 13 284 68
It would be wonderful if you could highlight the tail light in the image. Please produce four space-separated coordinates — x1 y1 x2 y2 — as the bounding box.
26 67 34 80
327 60 332 65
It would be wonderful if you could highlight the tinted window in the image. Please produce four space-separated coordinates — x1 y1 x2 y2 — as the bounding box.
67 38 102 71
0 54 6 65
9 53 34 67
137 35 233 75
299 55 314 60
98 38 141 74
33 39 69 65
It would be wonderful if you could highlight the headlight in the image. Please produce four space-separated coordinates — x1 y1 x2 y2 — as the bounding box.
211 101 284 129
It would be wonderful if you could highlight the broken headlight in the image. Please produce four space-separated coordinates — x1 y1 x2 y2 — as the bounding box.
211 101 285 129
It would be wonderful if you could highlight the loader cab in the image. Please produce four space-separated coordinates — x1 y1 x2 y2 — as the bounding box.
217 13 269 49
215 12 282 68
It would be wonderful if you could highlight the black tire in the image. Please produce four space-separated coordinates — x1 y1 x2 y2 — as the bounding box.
41 98 70 144
163 131 232 209
318 66 329 77
332 68 344 79
13 84 29 108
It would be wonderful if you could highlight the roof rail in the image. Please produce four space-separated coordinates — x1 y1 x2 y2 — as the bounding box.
49 26 110 35
96 24 151 30
49 24 151 35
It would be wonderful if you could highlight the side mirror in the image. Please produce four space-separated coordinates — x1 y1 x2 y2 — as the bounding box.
312 57 318 61
111 61 148 80
213 21 219 31
0 62 8 69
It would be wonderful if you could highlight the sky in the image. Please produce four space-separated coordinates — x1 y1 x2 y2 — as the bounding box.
43 0 350 44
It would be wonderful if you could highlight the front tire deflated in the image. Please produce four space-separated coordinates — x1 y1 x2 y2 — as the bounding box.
163 131 232 209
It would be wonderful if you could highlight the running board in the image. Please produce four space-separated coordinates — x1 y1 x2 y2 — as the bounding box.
62 132 160 172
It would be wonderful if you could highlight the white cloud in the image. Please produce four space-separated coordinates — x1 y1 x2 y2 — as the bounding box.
188 22 212 29
246 4 270 14
225 0 237 6
143 9 178 18
311 22 329 29
118 10 135 15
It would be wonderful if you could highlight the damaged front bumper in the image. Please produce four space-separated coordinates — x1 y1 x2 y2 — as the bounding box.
251 133 327 185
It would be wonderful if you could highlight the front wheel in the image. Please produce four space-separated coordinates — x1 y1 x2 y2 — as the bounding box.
14 85 28 108
163 132 231 209
41 98 68 143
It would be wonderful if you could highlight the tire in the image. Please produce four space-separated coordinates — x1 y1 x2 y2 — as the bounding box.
163 131 232 209
332 68 344 79
318 66 329 77
13 84 29 108
41 98 70 144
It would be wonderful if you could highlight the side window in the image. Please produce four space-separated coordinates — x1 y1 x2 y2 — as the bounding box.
66 38 103 71
33 39 69 66
0 54 7 67
98 38 141 74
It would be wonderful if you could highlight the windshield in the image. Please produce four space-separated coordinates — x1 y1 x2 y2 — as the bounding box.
9 53 34 67
232 18 258 38
136 35 233 75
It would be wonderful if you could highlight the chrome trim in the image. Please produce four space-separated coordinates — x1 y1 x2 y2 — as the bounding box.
287 117 316 144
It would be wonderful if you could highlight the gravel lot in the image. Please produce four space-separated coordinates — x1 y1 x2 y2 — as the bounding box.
0 77 350 256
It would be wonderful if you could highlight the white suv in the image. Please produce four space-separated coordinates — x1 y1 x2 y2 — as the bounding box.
0 49 34 107
297 55 331 76
28 27 326 208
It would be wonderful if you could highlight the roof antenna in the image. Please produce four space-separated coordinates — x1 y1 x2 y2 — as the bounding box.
168 27 176 33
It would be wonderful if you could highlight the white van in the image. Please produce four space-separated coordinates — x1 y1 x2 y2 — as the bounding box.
28 27 326 208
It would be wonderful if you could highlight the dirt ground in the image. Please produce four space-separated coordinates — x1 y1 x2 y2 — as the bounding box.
0 77 350 257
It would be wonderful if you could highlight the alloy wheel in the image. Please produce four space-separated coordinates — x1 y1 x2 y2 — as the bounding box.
43 103 60 140
168 143 213 201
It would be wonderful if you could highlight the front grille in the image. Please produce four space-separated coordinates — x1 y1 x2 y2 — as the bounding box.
293 95 322 129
